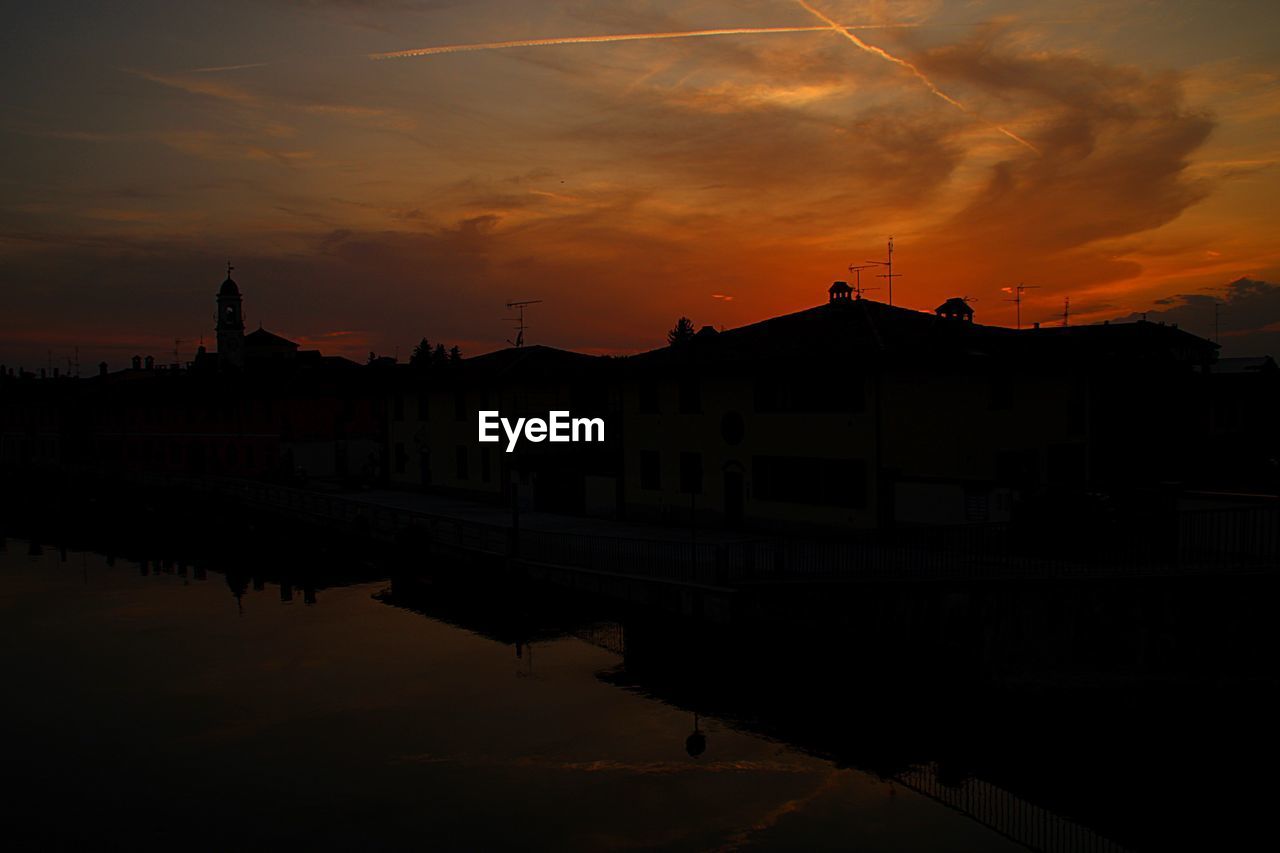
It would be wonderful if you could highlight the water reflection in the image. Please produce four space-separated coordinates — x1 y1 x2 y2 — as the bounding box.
0 530 1270 852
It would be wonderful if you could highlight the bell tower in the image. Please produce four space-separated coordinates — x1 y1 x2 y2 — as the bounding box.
216 262 245 368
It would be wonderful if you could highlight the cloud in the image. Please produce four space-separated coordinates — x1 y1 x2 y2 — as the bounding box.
126 69 264 106
0 4 1256 364
299 103 417 131
1112 278 1280 357
158 130 317 164
917 24 1214 252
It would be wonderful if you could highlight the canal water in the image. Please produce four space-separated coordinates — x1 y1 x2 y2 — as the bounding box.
0 535 1027 852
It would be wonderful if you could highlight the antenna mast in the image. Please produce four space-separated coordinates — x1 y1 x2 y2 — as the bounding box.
866 237 901 306
846 264 879 300
505 299 543 348
1003 283 1041 330
1062 296 1070 327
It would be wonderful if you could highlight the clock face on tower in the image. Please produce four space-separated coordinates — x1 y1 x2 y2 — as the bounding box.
220 301 241 328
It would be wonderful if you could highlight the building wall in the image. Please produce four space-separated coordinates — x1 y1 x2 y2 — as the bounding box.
620 371 880 531
616 362 1091 530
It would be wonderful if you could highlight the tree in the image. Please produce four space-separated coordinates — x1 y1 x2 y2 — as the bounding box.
409 337 431 368
432 343 448 365
667 316 695 346
367 351 377 364
448 345 462 364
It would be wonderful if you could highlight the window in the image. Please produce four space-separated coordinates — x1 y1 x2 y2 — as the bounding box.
752 456 867 508
393 395 404 421
417 392 430 420
639 450 660 490
395 442 407 474
454 390 466 421
455 445 469 480
679 451 702 494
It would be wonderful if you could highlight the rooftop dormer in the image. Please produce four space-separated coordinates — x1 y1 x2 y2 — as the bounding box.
935 297 974 322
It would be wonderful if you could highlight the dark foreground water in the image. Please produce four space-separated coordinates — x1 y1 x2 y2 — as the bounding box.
0 536 1030 852
5 506 1276 853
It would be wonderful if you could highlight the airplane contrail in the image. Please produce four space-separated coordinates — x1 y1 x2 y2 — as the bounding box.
181 8 1037 156
368 24 917 61
794 0 1039 154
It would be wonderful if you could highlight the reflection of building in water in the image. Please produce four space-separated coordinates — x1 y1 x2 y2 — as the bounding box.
372 585 1134 852
685 713 706 759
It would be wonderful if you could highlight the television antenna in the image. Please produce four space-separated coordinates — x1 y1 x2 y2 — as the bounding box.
1003 283 1041 330
504 299 542 348
846 264 879 299
866 237 901 306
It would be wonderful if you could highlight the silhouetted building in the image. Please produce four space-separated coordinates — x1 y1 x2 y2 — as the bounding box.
1 268 379 481
613 293 1222 530
375 286 1244 531
386 346 616 514
935 297 974 322
6 275 1277 534
216 269 245 368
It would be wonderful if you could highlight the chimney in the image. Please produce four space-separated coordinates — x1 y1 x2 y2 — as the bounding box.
131 355 142 370
98 362 108 377
1032 322 1040 329
144 355 155 370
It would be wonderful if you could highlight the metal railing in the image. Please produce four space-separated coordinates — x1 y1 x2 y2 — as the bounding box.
898 763 1131 853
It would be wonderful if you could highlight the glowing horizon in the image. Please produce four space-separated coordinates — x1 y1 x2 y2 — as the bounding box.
1 0 1277 367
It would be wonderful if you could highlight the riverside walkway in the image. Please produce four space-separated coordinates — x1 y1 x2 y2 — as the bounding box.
164 476 1279 594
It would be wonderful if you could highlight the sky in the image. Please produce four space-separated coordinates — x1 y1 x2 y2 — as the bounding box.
2 0 1278 369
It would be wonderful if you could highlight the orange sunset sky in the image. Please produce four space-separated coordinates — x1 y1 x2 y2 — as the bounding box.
2 0 1278 368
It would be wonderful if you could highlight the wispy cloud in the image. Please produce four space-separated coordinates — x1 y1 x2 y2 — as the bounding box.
125 68 263 106
794 0 1039 153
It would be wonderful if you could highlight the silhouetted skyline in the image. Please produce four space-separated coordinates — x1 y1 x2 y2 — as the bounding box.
2 1 1278 369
